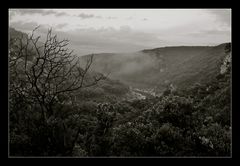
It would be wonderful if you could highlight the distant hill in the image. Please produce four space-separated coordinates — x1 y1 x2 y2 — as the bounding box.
9 27 28 40
81 43 230 93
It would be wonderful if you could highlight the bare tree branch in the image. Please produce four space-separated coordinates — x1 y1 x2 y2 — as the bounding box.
9 27 106 120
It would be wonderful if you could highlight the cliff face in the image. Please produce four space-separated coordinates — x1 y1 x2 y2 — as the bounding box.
220 52 231 74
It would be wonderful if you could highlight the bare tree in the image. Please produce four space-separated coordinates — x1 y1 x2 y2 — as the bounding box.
9 27 105 122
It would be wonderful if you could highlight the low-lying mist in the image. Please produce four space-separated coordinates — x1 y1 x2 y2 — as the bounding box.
80 51 163 78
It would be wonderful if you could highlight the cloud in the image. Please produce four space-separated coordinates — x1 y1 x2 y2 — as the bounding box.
55 23 68 29
9 21 159 55
55 26 164 55
106 16 117 19
9 11 16 20
9 21 66 35
161 27 231 46
76 13 104 19
206 9 231 26
188 29 230 36
55 12 68 17
10 9 68 17
10 21 40 32
126 17 133 20
77 13 95 19
9 9 231 55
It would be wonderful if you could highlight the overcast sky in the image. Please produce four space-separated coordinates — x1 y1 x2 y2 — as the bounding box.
9 9 231 56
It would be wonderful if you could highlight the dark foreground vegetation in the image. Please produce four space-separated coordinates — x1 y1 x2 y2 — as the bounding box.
9 28 231 157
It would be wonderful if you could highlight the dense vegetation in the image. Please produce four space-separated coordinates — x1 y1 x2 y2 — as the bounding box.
9 28 231 157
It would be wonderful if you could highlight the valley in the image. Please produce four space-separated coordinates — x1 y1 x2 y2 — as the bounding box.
81 43 229 96
9 26 231 157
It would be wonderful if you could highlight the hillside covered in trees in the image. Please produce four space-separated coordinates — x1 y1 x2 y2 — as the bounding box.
81 43 229 94
9 27 231 157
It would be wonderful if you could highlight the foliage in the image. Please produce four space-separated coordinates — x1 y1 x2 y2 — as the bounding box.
9 27 104 156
